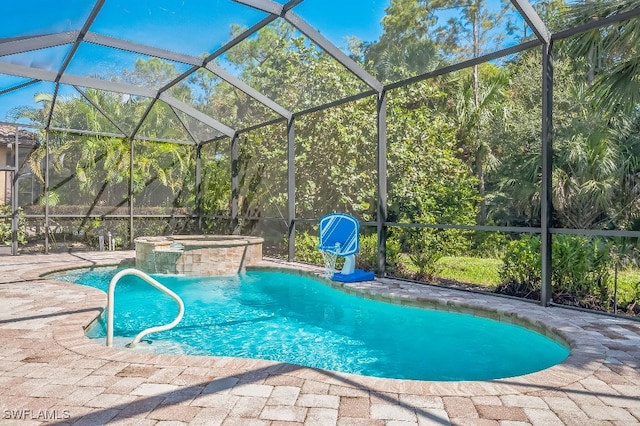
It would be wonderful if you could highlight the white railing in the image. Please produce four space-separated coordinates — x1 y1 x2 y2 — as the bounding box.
106 268 184 348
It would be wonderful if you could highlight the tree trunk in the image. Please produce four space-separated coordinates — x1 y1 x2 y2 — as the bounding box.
476 148 486 225
472 0 486 225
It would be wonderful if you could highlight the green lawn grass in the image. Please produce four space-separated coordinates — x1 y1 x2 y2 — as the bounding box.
398 252 639 314
401 254 503 288
436 256 503 287
613 268 640 308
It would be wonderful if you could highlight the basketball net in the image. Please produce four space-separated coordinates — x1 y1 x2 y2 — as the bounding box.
319 243 341 279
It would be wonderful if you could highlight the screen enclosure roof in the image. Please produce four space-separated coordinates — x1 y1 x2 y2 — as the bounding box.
0 0 635 144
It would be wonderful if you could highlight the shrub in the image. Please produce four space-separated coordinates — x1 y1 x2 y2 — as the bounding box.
400 228 470 281
293 230 400 273
356 232 401 273
497 235 541 297
0 205 28 245
385 234 403 273
551 235 611 307
499 234 612 308
470 231 509 258
409 249 444 281
406 229 444 281
294 230 324 266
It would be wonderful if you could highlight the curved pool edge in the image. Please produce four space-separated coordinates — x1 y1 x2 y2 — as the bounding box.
23 253 613 394
246 265 595 389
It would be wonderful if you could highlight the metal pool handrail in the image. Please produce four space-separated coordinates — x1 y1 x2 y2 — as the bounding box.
106 268 184 348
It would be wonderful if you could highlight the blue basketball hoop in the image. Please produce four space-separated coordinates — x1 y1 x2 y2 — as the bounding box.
318 213 359 256
317 213 374 282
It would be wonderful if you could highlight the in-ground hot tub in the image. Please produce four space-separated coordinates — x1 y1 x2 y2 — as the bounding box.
134 235 264 276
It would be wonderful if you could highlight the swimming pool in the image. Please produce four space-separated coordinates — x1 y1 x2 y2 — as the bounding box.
56 268 569 381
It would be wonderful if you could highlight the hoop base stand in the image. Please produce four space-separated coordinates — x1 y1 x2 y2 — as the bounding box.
341 254 355 275
319 249 374 282
332 269 375 283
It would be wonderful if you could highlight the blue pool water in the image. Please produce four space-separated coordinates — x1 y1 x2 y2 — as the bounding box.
56 268 569 381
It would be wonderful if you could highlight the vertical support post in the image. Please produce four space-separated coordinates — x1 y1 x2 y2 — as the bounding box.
287 118 295 262
44 131 50 254
195 144 202 233
541 41 554 307
377 91 388 277
11 129 19 255
231 134 239 234
129 138 134 249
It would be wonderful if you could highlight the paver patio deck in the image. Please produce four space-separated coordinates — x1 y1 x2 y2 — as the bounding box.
0 251 639 425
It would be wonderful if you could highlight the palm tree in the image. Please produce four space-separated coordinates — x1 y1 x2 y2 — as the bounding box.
566 0 640 113
450 65 509 225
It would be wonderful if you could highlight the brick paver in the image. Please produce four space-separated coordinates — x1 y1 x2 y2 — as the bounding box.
443 396 479 418
268 385 300 406
296 393 340 409
0 252 639 424
338 396 369 417
476 405 528 421
260 405 308 422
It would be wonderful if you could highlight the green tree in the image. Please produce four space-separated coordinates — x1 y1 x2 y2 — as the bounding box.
433 0 512 225
295 98 377 220
207 20 381 227
447 65 509 225
565 0 640 113
224 20 368 112
493 39 640 232
360 0 443 82
12 59 202 214
387 82 480 277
